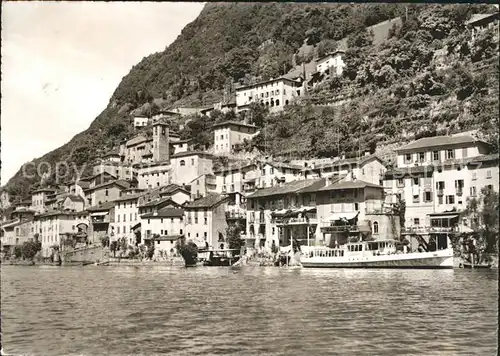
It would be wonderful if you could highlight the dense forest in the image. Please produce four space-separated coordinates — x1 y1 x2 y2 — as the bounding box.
3 3 498 201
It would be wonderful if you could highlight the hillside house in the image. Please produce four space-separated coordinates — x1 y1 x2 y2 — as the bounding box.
170 151 214 186
31 188 56 214
84 180 130 207
316 50 346 76
235 77 304 113
184 194 230 249
120 122 171 165
170 138 193 155
87 201 115 245
190 173 217 200
133 116 149 128
141 205 185 257
213 121 258 155
136 161 172 189
466 12 499 41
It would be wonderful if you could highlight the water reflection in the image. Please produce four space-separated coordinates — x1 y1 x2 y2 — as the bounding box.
1 266 497 356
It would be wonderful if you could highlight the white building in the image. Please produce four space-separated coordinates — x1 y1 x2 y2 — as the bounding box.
136 161 172 190
213 121 258 155
384 135 499 230
170 151 214 186
316 50 346 76
133 116 150 128
235 77 304 113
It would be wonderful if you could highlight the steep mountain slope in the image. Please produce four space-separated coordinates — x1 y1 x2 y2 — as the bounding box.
3 3 498 201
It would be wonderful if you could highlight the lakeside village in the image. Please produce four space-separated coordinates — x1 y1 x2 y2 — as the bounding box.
1 14 499 269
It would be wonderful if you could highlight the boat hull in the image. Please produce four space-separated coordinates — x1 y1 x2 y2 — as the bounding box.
301 253 453 269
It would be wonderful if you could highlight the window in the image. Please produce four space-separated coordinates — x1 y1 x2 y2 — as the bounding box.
414 218 420 225
373 221 379 234
462 148 468 158
117 215 120 222
171 218 174 222
117 227 120 234
418 152 425 162
472 171 477 180
438 195 443 205
446 195 455 204
424 191 432 202
470 186 477 197
160 230 164 235
397 178 405 187
105 189 109 197
413 178 419 186
272 227 275 235
446 149 454 159
180 160 185 166
191 159 195 166
180 229 183 235
405 154 412 162
270 167 274 175
123 214 126 222
204 217 207 225
148 219 151 224
204 232 207 239
436 181 445 190
130 213 133 221
486 170 492 179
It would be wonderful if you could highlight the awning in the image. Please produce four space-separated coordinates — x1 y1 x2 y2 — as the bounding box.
91 212 108 217
429 214 458 220
272 209 290 217
328 212 359 221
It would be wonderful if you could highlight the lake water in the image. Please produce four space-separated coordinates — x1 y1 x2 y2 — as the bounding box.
1 266 498 356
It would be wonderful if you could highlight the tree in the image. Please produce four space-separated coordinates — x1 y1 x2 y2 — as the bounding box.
21 240 42 260
176 237 198 266
110 241 118 257
464 187 499 253
100 235 110 248
13 245 22 259
227 224 245 251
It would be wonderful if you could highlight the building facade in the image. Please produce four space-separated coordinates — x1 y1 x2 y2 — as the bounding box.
316 50 346 76
170 151 214 186
235 77 304 112
212 121 258 155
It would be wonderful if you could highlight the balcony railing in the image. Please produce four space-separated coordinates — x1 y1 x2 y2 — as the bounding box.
437 189 444 196
320 224 359 232
272 216 318 225
402 226 459 234
456 188 463 196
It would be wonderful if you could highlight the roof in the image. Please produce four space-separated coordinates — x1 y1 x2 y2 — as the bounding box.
83 180 129 193
114 192 146 202
141 207 184 218
37 210 88 218
466 12 499 26
302 154 381 171
396 135 487 152
86 201 115 212
212 121 258 130
102 149 121 157
79 171 117 182
247 179 323 199
126 135 149 147
65 195 85 203
317 179 384 192
263 161 303 171
171 139 192 144
317 50 346 63
235 76 301 91
466 153 499 165
138 197 175 208
158 183 189 196
32 188 56 194
184 193 228 209
171 151 213 159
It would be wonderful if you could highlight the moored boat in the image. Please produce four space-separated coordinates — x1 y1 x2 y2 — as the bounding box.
301 238 453 269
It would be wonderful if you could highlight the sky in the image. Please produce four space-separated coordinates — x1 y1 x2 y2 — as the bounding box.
1 1 204 185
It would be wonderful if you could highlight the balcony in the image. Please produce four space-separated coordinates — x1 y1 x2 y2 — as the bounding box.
456 188 463 196
437 189 444 196
225 211 247 220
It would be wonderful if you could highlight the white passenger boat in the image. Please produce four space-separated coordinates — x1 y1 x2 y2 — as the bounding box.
300 238 453 269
